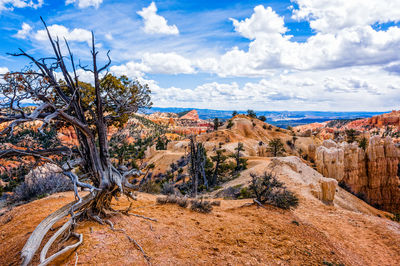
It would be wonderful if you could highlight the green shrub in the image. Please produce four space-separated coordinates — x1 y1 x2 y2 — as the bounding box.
249 172 298 210
238 187 253 199
247 109 257 118
227 120 234 129
258 115 266 122
140 181 161 194
358 136 368 151
389 213 400 223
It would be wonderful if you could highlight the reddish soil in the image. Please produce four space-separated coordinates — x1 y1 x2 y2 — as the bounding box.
1 191 399 265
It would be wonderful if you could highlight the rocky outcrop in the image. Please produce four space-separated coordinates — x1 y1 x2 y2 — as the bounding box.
366 110 400 128
271 156 338 205
180 110 199 121
315 136 400 211
315 139 345 181
24 163 64 183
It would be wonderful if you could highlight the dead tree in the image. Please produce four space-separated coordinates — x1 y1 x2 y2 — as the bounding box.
0 18 152 265
210 148 227 186
234 142 245 172
188 136 207 196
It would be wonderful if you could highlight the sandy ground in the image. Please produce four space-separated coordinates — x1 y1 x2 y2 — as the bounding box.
0 190 399 266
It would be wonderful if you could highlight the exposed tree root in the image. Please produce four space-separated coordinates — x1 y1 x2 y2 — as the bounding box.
239 199 268 209
39 232 82 266
20 168 146 265
239 202 254 208
127 213 157 222
253 199 268 210
107 202 158 222
105 219 151 264
21 193 95 266
40 218 73 263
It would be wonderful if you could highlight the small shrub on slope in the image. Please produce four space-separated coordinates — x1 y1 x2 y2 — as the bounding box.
190 198 213 213
156 195 189 208
10 174 73 203
161 182 176 195
249 172 298 210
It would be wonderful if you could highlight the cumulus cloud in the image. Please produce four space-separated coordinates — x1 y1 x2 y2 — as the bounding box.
194 3 400 77
141 52 194 74
110 62 149 79
292 0 400 33
137 2 179 35
230 6 287 40
111 52 194 77
13 22 32 39
65 0 102 9
0 0 43 12
130 65 400 111
34 24 92 45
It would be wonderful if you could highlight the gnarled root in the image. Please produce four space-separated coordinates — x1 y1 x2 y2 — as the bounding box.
20 168 145 265
21 193 95 266
39 231 82 266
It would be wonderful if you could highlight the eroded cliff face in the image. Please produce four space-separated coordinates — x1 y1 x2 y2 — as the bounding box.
315 136 400 212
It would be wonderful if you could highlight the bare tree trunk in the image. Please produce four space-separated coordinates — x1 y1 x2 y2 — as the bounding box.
0 19 149 265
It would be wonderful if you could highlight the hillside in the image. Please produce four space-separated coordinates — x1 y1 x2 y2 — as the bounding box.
1 156 399 265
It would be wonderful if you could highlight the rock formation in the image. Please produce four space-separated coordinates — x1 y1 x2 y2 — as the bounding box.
24 163 65 184
180 110 199 120
270 156 338 205
296 110 400 143
315 136 400 211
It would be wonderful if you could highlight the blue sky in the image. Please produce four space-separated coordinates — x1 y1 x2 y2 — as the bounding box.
1 0 400 111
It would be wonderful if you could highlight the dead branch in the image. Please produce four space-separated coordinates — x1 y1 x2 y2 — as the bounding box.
127 213 158 222
253 199 268 210
105 219 150 263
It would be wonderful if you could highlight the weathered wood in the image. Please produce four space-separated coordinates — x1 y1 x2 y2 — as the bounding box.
21 193 94 266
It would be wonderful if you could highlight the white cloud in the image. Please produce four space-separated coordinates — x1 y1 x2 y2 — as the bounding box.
0 0 43 12
0 67 9 85
292 0 400 33
137 2 179 35
141 52 194 74
34 24 92 45
194 4 400 77
121 64 399 111
65 0 102 9
110 62 149 79
110 52 195 77
0 67 9 74
13 22 32 39
230 6 287 40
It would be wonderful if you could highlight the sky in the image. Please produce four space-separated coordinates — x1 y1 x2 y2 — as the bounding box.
1 0 400 111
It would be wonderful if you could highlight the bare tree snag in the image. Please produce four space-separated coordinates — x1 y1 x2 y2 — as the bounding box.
188 136 207 196
0 17 152 265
